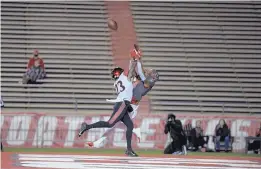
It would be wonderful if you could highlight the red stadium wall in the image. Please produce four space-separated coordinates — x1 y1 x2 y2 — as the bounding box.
105 1 150 115
1 112 261 152
105 1 137 69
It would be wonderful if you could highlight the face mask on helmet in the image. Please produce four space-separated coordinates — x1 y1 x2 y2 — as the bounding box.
111 67 124 80
144 76 154 88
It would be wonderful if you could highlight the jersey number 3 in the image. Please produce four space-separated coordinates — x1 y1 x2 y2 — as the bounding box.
115 81 125 94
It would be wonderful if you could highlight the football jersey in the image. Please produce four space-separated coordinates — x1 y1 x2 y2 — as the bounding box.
131 81 154 104
114 72 133 102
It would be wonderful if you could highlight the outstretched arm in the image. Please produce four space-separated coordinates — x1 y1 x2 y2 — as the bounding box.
136 59 146 81
127 60 137 81
132 44 146 81
129 44 146 81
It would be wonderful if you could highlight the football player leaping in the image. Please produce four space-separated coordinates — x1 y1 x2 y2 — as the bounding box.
84 44 159 150
78 55 139 156
128 44 159 120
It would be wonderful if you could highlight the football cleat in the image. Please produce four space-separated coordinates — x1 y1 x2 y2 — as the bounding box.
92 137 107 148
125 150 139 157
85 142 94 148
78 122 89 137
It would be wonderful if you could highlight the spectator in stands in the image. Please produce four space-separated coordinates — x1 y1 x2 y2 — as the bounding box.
215 119 231 152
190 120 208 152
247 123 261 154
22 49 46 84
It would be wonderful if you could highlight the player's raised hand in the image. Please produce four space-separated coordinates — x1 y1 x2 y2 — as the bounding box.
130 44 142 60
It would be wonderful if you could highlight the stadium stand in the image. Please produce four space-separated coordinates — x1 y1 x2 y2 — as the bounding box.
131 1 261 114
1 1 261 115
1 1 115 113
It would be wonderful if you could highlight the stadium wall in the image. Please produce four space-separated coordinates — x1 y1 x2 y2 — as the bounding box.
1 112 260 152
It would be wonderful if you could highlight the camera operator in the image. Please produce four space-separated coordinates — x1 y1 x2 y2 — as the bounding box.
164 114 187 155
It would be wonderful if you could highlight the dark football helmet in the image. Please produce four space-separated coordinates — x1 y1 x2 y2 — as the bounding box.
111 67 124 80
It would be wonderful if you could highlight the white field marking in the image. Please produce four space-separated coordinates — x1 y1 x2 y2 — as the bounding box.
19 157 261 168
20 162 85 169
19 157 74 162
16 154 261 169
75 157 259 165
87 168 234 169
19 161 256 169
18 157 261 168
17 154 259 164
128 160 261 168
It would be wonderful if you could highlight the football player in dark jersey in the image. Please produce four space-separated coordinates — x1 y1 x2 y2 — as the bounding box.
85 45 159 154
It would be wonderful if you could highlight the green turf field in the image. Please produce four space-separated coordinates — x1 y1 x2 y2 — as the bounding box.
4 147 260 158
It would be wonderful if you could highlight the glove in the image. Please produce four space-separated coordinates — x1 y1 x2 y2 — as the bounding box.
130 44 142 60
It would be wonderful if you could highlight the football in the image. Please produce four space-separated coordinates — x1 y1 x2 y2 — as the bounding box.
108 19 118 31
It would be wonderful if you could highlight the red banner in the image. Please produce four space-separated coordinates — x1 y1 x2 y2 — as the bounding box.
1 113 260 152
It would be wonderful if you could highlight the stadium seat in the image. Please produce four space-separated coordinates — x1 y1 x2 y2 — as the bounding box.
1 1 115 112
131 1 261 114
